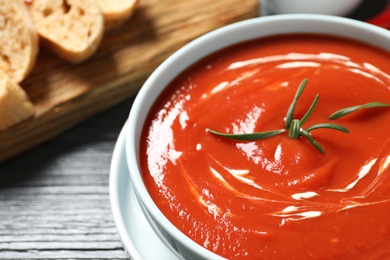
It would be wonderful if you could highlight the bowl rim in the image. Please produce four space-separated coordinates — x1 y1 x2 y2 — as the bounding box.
125 14 390 259
265 0 364 16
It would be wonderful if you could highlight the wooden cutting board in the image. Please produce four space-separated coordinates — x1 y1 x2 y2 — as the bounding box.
0 0 258 163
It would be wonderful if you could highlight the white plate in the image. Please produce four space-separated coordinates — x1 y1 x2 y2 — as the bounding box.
109 122 178 260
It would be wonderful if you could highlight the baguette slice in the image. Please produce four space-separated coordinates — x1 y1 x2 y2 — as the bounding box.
25 0 104 63
0 70 34 131
97 0 138 30
0 0 39 83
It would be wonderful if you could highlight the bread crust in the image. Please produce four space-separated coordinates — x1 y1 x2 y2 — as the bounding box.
0 70 34 131
26 0 104 63
97 0 138 30
0 0 39 83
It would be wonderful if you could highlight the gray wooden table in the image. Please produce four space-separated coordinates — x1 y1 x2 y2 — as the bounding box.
0 96 135 260
0 1 387 259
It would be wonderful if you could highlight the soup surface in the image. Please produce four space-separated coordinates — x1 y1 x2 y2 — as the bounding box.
140 34 390 259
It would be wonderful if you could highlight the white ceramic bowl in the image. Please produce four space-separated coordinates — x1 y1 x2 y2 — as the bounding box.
263 0 363 16
126 14 390 259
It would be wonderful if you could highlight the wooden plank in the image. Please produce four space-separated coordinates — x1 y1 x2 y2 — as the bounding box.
0 186 127 259
0 0 258 162
0 100 133 259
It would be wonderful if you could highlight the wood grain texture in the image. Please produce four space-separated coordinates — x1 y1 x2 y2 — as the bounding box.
0 0 258 162
0 97 135 259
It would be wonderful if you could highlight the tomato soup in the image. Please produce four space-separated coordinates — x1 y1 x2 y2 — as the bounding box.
140 34 390 259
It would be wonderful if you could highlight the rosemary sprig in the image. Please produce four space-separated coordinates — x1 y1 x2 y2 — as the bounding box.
328 102 390 120
207 79 389 154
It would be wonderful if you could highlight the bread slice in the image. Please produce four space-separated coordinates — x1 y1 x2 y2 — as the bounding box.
25 0 104 63
97 0 138 30
0 70 34 131
0 0 39 83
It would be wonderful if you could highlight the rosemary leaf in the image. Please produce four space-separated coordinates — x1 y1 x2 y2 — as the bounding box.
305 123 349 133
207 128 285 141
300 130 325 154
285 78 308 128
300 94 319 127
328 102 390 120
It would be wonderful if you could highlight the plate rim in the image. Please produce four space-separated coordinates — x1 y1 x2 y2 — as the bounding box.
109 121 143 260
